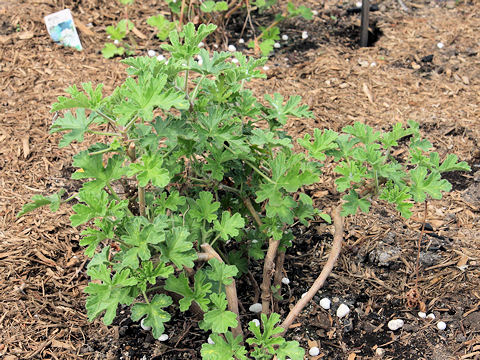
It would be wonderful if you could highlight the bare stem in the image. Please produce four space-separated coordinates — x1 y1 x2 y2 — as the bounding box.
272 250 285 312
138 186 146 217
278 205 344 334
243 197 262 228
200 243 244 340
260 238 280 315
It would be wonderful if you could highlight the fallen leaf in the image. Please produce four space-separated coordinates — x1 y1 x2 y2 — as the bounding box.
75 20 95 36
22 136 30 158
51 339 75 350
132 26 147 39
457 255 469 270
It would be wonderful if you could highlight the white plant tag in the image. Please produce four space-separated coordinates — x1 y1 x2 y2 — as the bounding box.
44 9 82 51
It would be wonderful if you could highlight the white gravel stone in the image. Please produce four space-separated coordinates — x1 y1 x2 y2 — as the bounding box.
262 65 270 71
156 54 165 61
114 39 120 45
437 42 444 49
302 31 308 40
157 334 169 341
375 347 385 357
282 34 289 41
437 321 447 330
312 10 319 16
249 303 262 313
301 292 307 298
427 313 436 320
228 44 237 52
251 319 261 327
198 41 204 48
231 58 239 64
207 336 215 344
356 1 362 7
147 49 157 57
336 303 350 318
319 297 331 310
238 38 245 44
387 319 404 331
274 42 281 48
281 277 290 285
309 346 320 356
418 311 427 319
140 318 151 331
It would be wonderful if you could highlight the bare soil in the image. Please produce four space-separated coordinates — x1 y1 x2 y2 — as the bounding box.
1 0 479 359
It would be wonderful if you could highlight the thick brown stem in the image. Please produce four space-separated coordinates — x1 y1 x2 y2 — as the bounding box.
200 244 243 339
272 250 286 312
260 238 280 315
138 186 146 217
279 205 344 334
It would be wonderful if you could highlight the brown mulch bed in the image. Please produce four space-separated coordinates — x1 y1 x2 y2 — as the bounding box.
1 0 479 359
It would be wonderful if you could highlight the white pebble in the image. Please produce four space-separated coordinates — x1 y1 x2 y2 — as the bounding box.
113 39 120 45
370 62 377 67
207 336 215 344
274 42 281 49
312 10 319 16
282 34 289 41
309 346 320 356
198 41 204 48
320 297 331 310
337 303 350 318
437 42 444 49
262 65 270 71
418 311 427 319
427 313 435 320
375 347 385 357
231 58 239 64
302 31 308 40
387 319 404 331
301 292 307 299
281 277 290 285
156 54 165 62
356 1 362 7
228 44 237 52
140 318 151 331
437 321 447 330
238 38 245 44
251 319 261 327
147 49 157 57
249 303 262 313
157 334 169 341
213 44 219 48
252 239 258 243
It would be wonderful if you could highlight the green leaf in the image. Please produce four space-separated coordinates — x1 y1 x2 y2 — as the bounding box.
439 154 471 173
334 161 367 192
130 294 173 338
147 14 177 41
200 0 216 12
84 265 137 325
286 2 312 20
381 122 413 148
70 190 109 227
164 271 211 311
159 227 197 268
215 1 228 11
50 109 94 147
298 128 339 161
263 93 313 127
17 189 65 217
106 19 133 41
341 190 371 216
51 82 104 111
206 258 238 286
72 150 126 191
190 191 220 223
409 166 451 202
246 313 285 355
162 22 217 59
276 340 305 360
213 211 245 241
201 333 247 360
102 42 124 58
153 190 186 215
120 217 165 269
250 128 292 148
80 220 114 257
127 153 170 187
343 122 381 145
114 73 188 122
199 293 238 333
379 182 413 218
136 261 174 292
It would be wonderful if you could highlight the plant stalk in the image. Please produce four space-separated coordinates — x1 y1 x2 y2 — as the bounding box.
278 205 344 334
138 186 146 217
200 243 244 340
260 237 280 315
